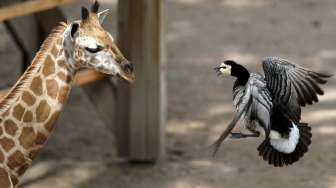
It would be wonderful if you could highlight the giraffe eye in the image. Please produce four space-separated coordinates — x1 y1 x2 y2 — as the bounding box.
85 45 103 53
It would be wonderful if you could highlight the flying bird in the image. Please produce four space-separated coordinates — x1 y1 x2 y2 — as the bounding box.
213 57 332 167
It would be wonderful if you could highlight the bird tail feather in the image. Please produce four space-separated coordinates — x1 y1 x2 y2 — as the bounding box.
257 123 311 167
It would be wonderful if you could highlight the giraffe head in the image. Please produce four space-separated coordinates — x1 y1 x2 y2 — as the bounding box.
64 1 135 83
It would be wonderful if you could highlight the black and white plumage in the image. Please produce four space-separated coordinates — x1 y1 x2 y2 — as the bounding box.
213 57 332 167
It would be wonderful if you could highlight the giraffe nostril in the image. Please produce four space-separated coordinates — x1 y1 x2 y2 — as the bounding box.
120 59 134 74
125 64 134 72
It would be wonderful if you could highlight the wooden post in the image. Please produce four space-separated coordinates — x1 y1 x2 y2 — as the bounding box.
115 0 131 159
117 0 165 161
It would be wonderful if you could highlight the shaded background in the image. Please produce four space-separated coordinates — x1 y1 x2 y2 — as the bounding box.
0 0 335 187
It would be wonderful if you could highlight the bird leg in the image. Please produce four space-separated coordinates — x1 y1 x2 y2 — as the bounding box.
230 131 260 139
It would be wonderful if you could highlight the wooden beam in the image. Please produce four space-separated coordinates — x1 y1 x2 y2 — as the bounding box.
1 0 45 72
0 0 75 22
0 70 106 99
118 0 166 161
2 0 68 71
35 7 66 35
74 70 106 86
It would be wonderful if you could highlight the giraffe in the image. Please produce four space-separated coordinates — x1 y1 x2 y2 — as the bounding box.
0 1 135 187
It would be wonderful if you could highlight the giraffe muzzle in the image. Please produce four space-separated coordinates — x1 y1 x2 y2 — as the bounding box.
118 59 135 83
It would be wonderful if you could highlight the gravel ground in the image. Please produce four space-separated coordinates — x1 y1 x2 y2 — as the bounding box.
0 0 335 187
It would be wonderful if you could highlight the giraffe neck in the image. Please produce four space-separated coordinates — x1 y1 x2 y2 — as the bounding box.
0 23 77 186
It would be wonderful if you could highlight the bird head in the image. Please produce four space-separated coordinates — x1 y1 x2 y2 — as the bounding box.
215 60 250 80
214 60 237 76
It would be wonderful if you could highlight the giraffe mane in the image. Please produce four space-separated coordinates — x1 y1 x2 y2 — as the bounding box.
0 22 69 114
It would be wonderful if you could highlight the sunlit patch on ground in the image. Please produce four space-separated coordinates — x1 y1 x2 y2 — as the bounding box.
304 109 336 123
220 0 271 8
319 88 336 102
314 125 336 135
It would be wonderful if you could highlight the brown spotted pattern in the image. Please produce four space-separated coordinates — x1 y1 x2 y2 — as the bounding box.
43 55 55 76
58 86 71 102
36 132 47 145
4 120 17 136
30 77 43 96
7 151 25 170
0 168 11 188
13 104 24 121
22 91 36 106
19 127 35 150
23 111 33 123
0 28 76 187
0 138 14 152
36 100 51 122
0 151 4 163
46 79 59 99
0 7 123 184
45 112 60 132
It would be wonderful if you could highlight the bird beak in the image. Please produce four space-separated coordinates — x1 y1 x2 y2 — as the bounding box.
214 66 222 76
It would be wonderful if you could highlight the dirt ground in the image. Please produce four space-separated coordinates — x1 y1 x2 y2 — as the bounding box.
0 0 335 187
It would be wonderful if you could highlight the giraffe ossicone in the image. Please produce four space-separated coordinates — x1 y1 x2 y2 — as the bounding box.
0 1 134 187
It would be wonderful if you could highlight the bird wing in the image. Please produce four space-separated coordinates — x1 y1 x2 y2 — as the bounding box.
248 74 273 134
262 57 332 122
213 74 273 155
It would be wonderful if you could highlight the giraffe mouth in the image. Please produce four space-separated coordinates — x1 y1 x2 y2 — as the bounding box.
118 71 135 83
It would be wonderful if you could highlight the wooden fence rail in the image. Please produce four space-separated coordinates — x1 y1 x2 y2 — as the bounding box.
0 0 75 22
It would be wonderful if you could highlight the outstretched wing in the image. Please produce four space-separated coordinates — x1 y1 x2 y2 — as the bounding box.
262 57 332 123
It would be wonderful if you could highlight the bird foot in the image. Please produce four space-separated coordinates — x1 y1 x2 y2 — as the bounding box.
230 132 246 139
230 132 260 139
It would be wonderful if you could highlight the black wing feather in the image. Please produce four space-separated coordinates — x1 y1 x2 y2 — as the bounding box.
262 57 332 122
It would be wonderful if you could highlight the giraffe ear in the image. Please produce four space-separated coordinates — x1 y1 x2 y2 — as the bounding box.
91 0 100 14
97 9 109 24
81 7 90 20
70 22 80 38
